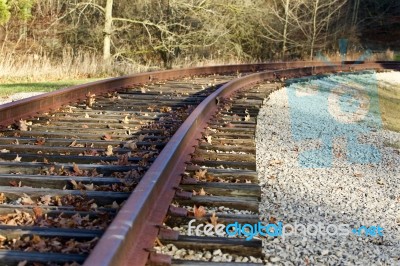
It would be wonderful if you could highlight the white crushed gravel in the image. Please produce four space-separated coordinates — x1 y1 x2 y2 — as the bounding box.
0 92 46 105
181 205 256 215
257 71 400 265
155 244 263 263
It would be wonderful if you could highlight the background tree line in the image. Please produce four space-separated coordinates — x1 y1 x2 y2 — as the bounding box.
0 0 399 71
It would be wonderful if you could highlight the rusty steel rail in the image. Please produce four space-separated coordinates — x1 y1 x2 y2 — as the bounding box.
0 61 345 128
84 62 400 265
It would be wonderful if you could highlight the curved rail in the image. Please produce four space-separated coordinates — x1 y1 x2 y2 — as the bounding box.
84 62 400 265
0 61 347 128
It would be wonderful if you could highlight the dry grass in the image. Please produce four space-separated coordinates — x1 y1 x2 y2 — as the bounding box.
0 49 256 83
0 50 256 104
1 48 396 84
173 54 258 68
318 49 396 62
0 50 158 83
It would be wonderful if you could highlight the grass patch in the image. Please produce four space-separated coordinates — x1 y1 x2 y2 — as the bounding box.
0 78 102 98
384 140 400 149
379 84 400 133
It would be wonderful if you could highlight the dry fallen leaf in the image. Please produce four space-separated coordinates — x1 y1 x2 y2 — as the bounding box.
21 194 35 205
31 235 42 244
205 135 212 144
105 145 113 156
199 188 206 196
0 193 6 204
9 180 18 187
194 169 207 179
117 153 129 165
102 134 112 141
35 137 46 145
193 205 206 219
147 105 156 112
160 106 172 112
124 141 137 151
232 114 241 121
73 163 83 175
32 206 43 220
138 134 146 142
210 212 218 226
124 170 141 184
155 237 164 247
18 120 28 131
13 155 22 162
83 183 95 191
269 159 283 166
0 149 10 153
40 195 52 205
269 216 277 224
69 140 77 147
244 114 251 122
17 261 27 266
122 116 129 124
86 92 96 107
70 180 80 189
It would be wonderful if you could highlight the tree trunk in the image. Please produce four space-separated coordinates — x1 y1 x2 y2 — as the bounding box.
282 0 290 59
352 0 360 26
324 1 332 49
310 0 319 60
103 0 113 62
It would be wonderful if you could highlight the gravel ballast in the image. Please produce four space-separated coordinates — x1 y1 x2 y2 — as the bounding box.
256 71 400 265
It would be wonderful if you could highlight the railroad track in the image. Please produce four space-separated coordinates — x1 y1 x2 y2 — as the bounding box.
151 83 278 265
0 62 398 265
